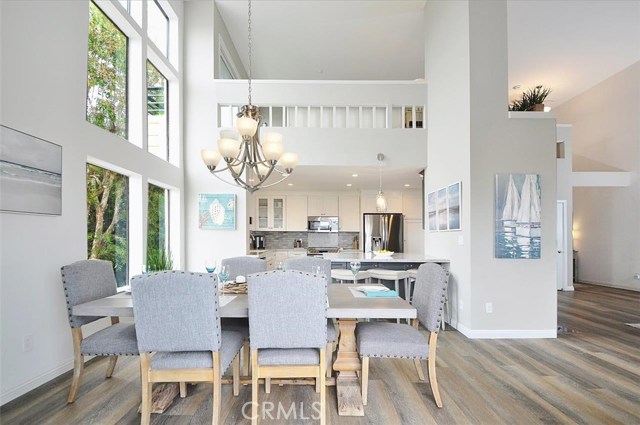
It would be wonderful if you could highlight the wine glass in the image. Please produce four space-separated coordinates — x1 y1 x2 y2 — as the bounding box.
276 261 284 270
218 265 230 283
205 259 217 274
350 260 361 277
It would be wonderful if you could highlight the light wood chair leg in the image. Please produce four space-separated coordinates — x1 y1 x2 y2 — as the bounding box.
179 381 187 398
265 377 271 394
428 333 442 408
140 353 153 425
414 359 425 381
105 355 118 378
233 354 240 396
213 352 222 424
242 340 250 376
326 342 334 378
251 350 259 425
67 328 84 403
320 349 326 425
361 356 369 406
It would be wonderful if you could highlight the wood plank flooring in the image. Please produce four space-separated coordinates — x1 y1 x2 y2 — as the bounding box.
2 283 639 424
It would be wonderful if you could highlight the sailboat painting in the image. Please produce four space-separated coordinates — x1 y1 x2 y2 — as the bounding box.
495 173 541 259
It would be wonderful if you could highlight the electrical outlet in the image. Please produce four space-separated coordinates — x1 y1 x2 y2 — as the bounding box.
457 235 464 245
458 299 463 310
485 303 493 313
23 335 33 352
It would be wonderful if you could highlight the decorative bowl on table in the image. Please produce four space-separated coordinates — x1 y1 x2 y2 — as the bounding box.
373 250 394 258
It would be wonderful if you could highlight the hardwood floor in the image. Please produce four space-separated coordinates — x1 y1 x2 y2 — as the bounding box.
2 283 639 424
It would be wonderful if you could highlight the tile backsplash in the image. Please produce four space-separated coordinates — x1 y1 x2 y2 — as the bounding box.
252 231 359 249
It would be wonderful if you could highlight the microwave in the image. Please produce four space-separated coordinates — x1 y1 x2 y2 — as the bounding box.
307 216 339 232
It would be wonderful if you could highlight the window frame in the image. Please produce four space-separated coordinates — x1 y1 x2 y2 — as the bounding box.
86 1 130 140
146 60 170 161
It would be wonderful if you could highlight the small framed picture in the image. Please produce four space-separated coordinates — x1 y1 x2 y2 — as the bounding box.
447 181 461 231
198 194 236 230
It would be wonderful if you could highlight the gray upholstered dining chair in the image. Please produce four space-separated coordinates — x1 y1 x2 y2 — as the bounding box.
283 256 337 377
356 263 450 408
284 257 331 284
60 259 138 403
131 271 245 425
220 256 267 374
221 256 267 280
248 270 328 425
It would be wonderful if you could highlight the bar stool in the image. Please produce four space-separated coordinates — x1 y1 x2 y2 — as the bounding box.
407 268 449 330
331 269 371 283
367 268 411 300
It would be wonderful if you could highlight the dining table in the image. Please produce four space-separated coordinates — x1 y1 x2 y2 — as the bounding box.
73 283 417 417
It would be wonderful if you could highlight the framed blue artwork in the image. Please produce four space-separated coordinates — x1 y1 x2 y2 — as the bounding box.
198 194 236 230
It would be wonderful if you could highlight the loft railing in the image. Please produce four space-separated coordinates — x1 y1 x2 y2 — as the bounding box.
218 104 425 130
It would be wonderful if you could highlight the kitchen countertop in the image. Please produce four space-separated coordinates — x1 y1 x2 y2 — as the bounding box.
323 252 449 263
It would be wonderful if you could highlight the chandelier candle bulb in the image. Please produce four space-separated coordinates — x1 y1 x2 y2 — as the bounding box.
201 149 221 169
218 137 241 159
262 132 284 161
256 162 271 178
280 152 299 173
237 115 259 137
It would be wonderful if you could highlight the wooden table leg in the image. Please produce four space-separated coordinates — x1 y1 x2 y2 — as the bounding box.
333 319 364 417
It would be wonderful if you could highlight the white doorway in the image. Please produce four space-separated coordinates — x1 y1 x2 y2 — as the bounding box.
556 201 567 290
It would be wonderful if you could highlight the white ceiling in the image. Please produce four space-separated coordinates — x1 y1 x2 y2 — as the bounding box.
214 0 640 190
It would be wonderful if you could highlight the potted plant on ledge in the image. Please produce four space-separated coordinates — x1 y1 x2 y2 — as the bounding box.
509 85 552 111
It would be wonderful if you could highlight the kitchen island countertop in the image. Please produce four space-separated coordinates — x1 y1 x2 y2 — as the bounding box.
324 252 449 263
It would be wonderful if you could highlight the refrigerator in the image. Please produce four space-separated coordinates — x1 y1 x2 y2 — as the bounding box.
363 213 404 253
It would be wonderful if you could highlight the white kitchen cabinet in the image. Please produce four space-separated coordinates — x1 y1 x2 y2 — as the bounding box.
256 196 286 231
339 195 360 231
361 194 403 213
307 195 339 216
286 195 308 231
402 192 423 220
404 219 424 255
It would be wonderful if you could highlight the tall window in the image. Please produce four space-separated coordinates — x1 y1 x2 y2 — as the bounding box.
148 0 169 56
147 183 168 264
87 164 129 287
147 61 168 160
220 56 235 79
86 2 128 139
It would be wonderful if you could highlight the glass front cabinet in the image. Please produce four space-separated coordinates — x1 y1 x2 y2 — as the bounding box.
256 196 286 231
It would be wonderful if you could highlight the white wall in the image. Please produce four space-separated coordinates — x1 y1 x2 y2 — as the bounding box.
0 0 184 403
425 0 558 337
555 62 640 291
213 3 247 80
184 1 250 272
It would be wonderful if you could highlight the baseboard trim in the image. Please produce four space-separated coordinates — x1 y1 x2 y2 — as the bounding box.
0 359 73 406
579 280 640 292
454 323 557 339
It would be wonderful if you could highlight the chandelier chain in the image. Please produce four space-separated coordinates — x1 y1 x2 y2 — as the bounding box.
247 0 252 105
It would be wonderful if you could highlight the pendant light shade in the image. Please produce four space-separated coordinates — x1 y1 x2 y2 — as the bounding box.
376 153 387 212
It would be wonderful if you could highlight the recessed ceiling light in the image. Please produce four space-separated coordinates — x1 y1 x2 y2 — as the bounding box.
404 184 411 187
352 174 358 177
287 183 293 186
346 183 352 187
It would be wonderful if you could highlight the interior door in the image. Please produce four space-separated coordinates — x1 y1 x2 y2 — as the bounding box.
556 201 566 290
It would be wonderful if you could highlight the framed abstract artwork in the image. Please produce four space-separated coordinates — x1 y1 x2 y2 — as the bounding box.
447 181 461 231
0 125 62 215
198 194 236 230
495 173 541 259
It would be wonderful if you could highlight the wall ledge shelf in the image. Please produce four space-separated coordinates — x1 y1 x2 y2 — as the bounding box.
508 111 556 119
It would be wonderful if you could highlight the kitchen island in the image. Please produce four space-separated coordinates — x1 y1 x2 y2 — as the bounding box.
324 252 449 270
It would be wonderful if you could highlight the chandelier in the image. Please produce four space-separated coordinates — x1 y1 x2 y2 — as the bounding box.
201 0 297 193
376 153 387 212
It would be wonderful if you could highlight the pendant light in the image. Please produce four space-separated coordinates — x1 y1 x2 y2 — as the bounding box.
376 153 387 212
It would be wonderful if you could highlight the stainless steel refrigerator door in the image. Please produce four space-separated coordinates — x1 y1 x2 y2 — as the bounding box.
363 213 403 252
